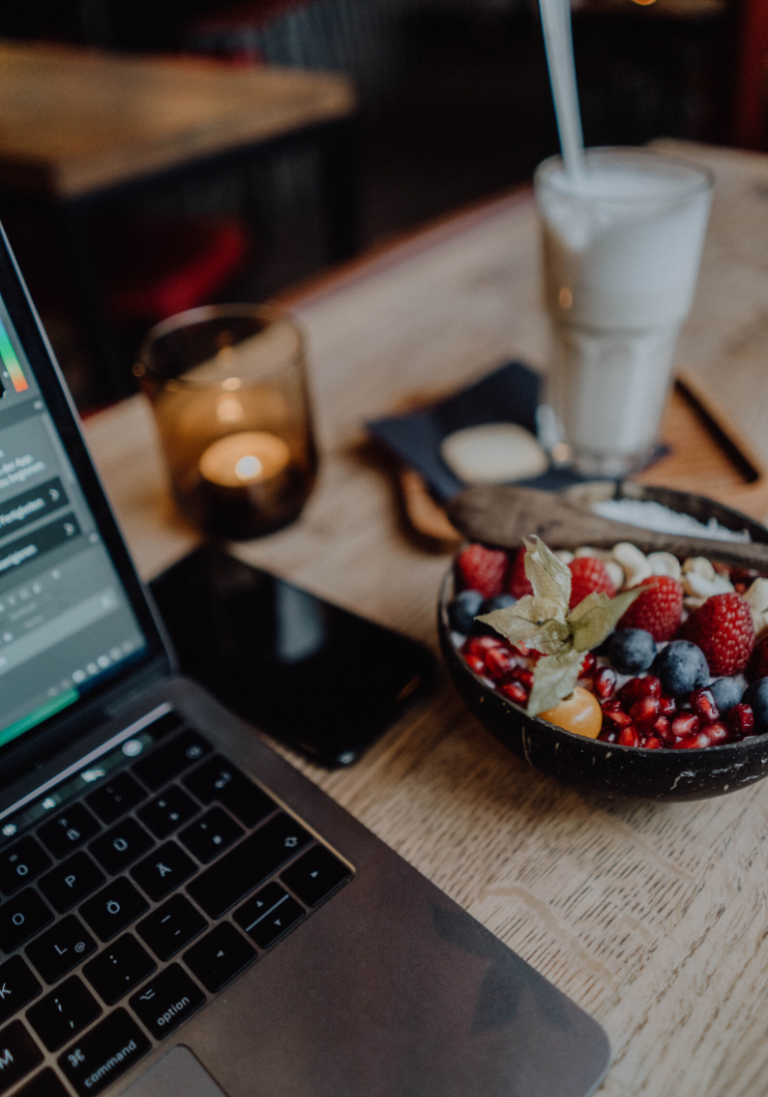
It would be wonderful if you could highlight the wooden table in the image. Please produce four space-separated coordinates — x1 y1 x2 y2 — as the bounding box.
83 141 768 1097
0 40 358 400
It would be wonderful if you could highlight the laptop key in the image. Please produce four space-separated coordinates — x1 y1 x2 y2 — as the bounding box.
39 852 105 914
13 1068 70 1096
234 884 304 949
0 839 52 897
0 1020 43 1093
26 976 101 1052
37 805 100 859
130 842 196 903
26 917 96 984
281 844 353 907
137 785 199 839
83 934 156 1005
0 890 53 953
88 818 153 875
178 807 243 864
0 957 42 1026
132 730 212 792
183 756 276 828
137 893 207 961
183 923 256 993
79 878 149 941
129 963 205 1038
187 812 311 919
86 773 145 825
58 1009 150 1096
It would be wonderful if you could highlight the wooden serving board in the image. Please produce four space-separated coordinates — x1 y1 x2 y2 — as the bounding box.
396 368 768 550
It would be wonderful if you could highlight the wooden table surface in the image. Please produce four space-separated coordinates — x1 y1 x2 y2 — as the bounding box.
0 40 356 198
83 141 768 1097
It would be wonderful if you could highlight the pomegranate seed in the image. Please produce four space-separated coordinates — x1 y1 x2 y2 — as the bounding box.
581 652 597 676
599 730 618 743
734 582 747 595
643 736 662 750
689 688 719 723
501 681 528 705
464 636 503 659
706 721 729 744
511 667 534 689
619 726 640 747
464 654 487 675
629 696 661 728
619 678 647 705
676 731 711 749
654 716 675 744
658 694 677 718
672 712 701 738
594 666 618 700
638 676 662 698
485 646 518 680
602 704 632 728
727 703 755 739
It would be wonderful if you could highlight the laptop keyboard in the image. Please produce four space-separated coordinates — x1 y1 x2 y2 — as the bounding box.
0 713 353 1097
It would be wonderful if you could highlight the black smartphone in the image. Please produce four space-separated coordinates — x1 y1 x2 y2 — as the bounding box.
149 544 436 767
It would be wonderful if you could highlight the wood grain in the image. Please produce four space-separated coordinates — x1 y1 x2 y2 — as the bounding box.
83 141 768 1097
0 41 356 198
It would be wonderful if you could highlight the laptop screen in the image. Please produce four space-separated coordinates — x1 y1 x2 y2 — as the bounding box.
0 292 149 749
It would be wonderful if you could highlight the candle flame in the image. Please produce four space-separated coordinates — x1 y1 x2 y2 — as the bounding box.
234 454 264 482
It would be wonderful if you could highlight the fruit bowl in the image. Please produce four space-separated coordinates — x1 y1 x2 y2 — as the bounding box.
438 482 768 801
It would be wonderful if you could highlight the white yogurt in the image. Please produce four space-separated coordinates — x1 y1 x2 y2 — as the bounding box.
535 149 713 475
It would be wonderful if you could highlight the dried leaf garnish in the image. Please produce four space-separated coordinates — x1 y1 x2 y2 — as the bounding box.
478 536 642 715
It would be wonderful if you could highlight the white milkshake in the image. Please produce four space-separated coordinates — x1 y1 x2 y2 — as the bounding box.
535 148 713 476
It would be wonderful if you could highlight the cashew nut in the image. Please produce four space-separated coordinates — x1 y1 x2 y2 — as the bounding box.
554 550 574 565
612 542 652 588
682 556 716 581
574 546 611 560
681 570 734 600
604 560 625 593
744 577 768 636
647 552 681 581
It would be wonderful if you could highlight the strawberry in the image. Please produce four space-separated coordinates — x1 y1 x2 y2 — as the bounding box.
568 556 615 610
617 576 683 642
507 547 533 599
455 543 508 599
748 633 768 681
680 593 755 676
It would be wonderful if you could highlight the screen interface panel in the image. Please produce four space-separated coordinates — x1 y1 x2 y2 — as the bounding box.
0 295 147 749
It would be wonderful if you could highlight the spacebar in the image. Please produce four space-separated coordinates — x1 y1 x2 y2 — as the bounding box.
187 812 311 918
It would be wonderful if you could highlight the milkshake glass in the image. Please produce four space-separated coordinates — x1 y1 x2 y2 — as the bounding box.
535 148 713 477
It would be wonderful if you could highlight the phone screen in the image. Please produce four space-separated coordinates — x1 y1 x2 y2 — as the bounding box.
149 545 436 766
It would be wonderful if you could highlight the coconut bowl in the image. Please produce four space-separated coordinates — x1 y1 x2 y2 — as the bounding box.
438 481 768 801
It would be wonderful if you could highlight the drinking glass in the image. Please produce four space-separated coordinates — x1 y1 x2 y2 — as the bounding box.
135 305 318 540
535 148 714 477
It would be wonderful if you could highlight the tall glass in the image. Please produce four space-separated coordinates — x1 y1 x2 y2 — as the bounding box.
135 305 318 540
535 148 713 477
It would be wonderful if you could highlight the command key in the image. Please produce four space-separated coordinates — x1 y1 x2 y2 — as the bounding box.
58 1010 149 1096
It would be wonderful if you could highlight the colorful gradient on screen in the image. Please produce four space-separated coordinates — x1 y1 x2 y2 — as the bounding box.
0 316 28 393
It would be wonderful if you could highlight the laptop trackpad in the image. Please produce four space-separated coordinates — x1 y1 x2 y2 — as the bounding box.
120 1046 228 1097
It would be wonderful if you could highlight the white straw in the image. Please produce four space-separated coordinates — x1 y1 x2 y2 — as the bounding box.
538 0 584 184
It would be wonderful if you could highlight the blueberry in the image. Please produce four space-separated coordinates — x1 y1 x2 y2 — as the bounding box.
742 677 768 733
476 593 517 635
607 629 657 675
708 676 743 716
447 589 485 635
652 640 709 697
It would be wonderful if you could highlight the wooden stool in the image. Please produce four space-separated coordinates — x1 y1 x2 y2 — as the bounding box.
0 41 359 401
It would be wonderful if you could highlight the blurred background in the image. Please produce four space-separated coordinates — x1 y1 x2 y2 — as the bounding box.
0 0 761 410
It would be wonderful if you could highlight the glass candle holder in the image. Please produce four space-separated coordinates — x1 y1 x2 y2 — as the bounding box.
135 305 318 540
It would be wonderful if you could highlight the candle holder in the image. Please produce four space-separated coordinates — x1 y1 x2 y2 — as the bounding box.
135 305 318 540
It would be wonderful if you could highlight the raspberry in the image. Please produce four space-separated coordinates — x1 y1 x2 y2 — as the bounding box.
748 633 768 682
507 547 532 599
568 557 615 610
679 593 755 676
456 543 508 599
617 576 683 642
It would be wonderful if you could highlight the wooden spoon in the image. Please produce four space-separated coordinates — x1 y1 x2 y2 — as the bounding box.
447 484 768 569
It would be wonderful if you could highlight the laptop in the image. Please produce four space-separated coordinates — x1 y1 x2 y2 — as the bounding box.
0 222 611 1097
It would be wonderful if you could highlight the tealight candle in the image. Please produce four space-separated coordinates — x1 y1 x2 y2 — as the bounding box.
136 306 318 540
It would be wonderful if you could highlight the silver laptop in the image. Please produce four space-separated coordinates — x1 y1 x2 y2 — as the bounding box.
0 223 610 1097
